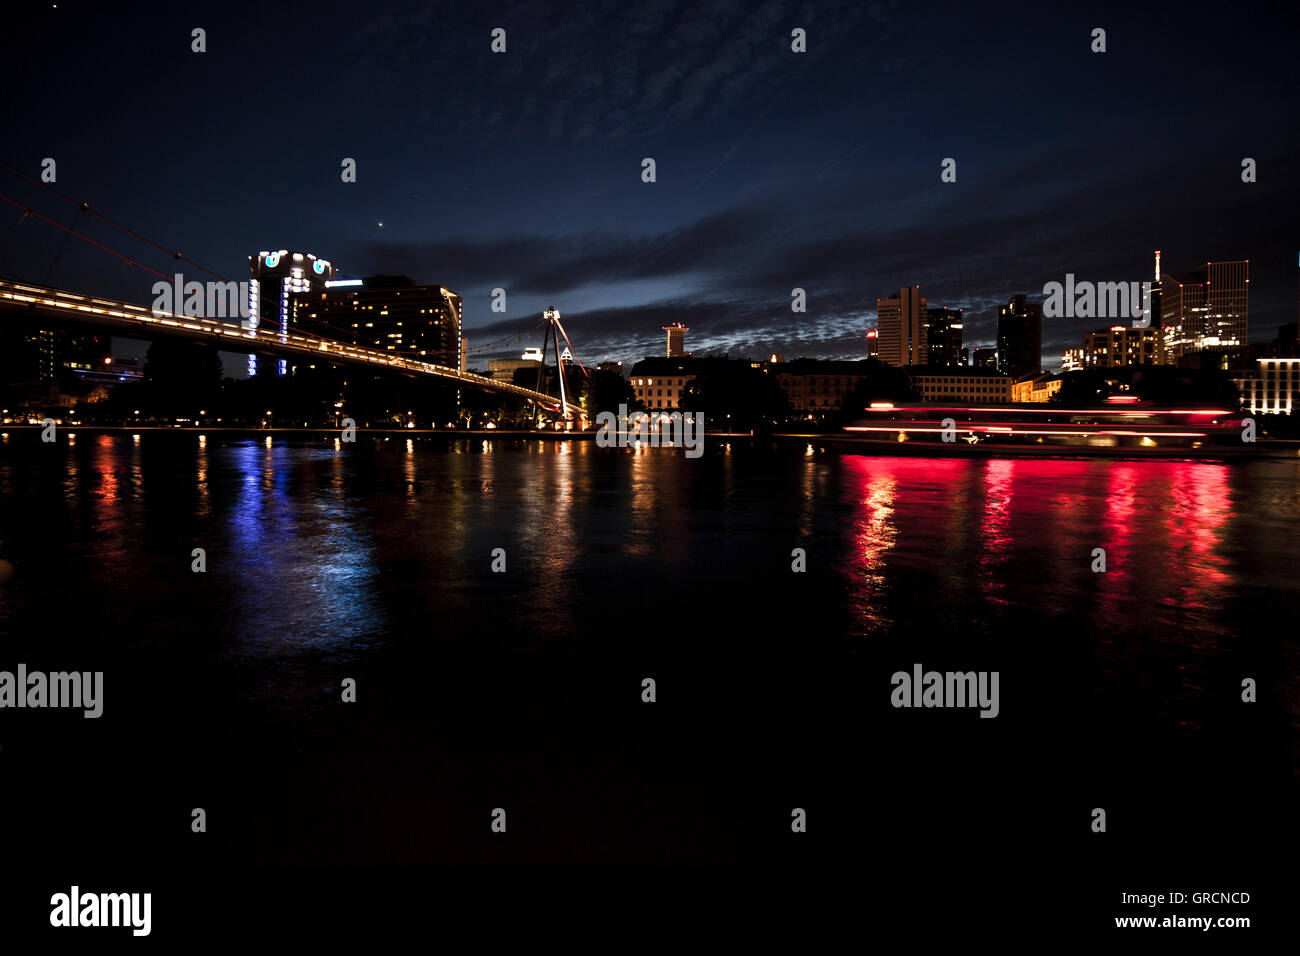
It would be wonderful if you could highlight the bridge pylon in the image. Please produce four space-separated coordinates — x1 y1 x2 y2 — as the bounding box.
533 308 586 426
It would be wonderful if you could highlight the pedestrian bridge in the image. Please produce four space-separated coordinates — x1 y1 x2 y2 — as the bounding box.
0 279 565 413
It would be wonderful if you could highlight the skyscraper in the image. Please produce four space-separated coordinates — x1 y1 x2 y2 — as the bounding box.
925 307 964 367
876 287 927 366
291 275 463 369
996 294 1042 378
1149 250 1163 335
248 250 337 377
1159 259 1249 362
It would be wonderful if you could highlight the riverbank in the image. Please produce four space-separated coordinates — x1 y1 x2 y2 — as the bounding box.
2 423 1297 459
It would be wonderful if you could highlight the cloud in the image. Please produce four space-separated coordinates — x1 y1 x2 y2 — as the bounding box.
339 135 1299 366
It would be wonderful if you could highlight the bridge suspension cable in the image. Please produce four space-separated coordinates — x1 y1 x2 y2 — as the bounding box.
465 314 547 353
0 160 233 283
0 187 359 353
0 165 588 410
0 192 177 286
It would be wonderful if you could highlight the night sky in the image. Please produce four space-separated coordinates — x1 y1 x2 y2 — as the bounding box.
3 0 1296 375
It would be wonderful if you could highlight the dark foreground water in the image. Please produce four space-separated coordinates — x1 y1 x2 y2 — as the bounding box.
1 433 1297 924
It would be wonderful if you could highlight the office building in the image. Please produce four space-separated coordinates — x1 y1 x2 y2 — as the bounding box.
1062 325 1162 371
961 347 999 370
909 367 1012 404
774 359 875 414
925 307 964 367
1160 259 1249 362
996 294 1042 378
248 250 337 377
876 287 928 366
629 356 736 410
292 274 463 370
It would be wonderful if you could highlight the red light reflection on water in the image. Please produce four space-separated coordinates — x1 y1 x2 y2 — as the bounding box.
838 455 1237 636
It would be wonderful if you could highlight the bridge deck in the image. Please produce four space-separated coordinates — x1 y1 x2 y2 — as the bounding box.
0 279 561 410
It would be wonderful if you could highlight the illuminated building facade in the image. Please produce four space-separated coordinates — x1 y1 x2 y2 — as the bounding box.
292 275 463 370
248 250 337 377
877 287 928 366
489 348 543 383
1232 357 1300 415
1063 325 1162 370
630 356 735 410
1160 259 1249 362
663 323 689 358
909 367 1012 403
1010 372 1063 403
632 370 692 410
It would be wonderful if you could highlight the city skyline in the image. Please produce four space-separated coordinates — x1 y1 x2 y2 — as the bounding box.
2 1 1296 376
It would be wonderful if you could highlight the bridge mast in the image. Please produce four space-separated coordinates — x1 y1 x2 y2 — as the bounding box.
546 308 569 421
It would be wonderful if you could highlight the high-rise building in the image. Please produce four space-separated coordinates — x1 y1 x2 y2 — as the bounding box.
1150 250 1164 333
1159 259 1249 362
248 250 338 377
962 347 998 369
663 323 689 357
876 287 927 366
925 307 964 367
291 275 462 370
996 294 1042 378
0 325 110 387
865 328 879 359
1063 325 1163 370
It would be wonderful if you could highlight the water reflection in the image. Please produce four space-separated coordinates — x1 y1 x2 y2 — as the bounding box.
838 456 1247 640
841 458 897 631
226 442 385 659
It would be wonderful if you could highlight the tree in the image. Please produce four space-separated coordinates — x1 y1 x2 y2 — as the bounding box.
579 368 639 419
684 364 789 430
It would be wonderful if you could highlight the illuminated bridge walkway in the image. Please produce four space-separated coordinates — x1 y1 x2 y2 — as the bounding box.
0 279 565 413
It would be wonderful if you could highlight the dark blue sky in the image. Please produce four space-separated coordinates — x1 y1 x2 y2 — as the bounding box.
3 0 1296 374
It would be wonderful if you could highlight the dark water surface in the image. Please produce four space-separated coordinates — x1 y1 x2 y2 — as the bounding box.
1 434 1296 896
